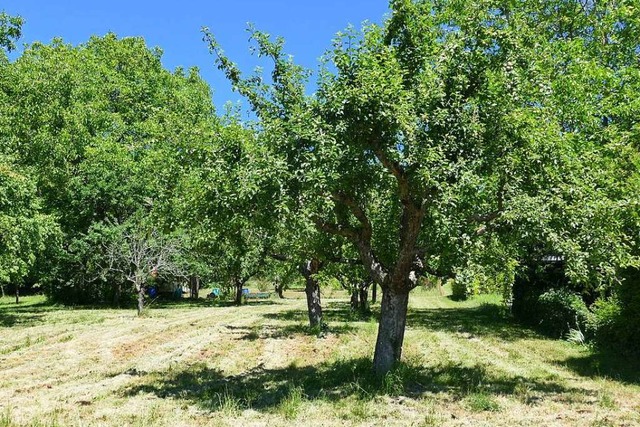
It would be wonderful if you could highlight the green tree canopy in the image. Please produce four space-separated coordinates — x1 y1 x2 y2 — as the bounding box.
0 11 22 54
0 157 59 291
205 0 640 374
0 34 217 302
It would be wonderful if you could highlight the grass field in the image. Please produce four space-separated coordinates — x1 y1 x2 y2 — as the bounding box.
0 288 639 427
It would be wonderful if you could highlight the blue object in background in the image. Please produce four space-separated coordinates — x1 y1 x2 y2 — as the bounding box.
242 288 250 295
148 287 157 298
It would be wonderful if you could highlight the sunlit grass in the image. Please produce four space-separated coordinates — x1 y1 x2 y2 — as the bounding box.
0 291 638 426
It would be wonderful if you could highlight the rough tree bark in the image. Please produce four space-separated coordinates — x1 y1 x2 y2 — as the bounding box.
371 282 377 304
358 282 370 314
190 275 200 299
317 187 425 376
370 201 424 375
234 278 245 306
274 282 285 299
373 285 410 375
136 282 145 316
300 259 323 328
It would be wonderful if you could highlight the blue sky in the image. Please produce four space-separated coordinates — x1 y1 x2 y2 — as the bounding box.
3 0 390 113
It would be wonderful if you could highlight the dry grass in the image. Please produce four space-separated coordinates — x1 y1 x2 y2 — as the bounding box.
0 288 638 427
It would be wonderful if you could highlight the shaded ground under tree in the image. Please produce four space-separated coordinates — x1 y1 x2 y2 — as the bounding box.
122 357 587 414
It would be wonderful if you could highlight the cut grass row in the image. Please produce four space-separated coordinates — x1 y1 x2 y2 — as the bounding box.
0 290 638 426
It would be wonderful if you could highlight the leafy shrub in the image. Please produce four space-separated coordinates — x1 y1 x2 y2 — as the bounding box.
588 269 640 356
588 298 621 341
450 279 468 301
511 257 592 338
451 263 508 300
511 258 569 325
44 222 126 305
536 289 590 337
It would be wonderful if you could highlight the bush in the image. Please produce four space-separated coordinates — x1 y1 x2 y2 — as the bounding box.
589 269 640 356
451 261 515 301
44 222 127 305
536 289 590 337
45 276 132 306
451 279 468 301
588 298 622 344
511 258 583 337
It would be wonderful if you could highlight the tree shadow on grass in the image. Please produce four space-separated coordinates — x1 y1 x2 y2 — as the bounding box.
220 322 358 341
406 303 540 341
0 298 166 326
0 300 63 327
122 357 584 413
263 310 307 322
264 301 378 324
242 300 280 306
0 294 281 327
0 297 154 327
556 349 640 385
149 298 220 309
0 312 45 327
265 301 534 341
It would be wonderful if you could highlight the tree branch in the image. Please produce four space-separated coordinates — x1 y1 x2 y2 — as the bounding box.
325 256 362 265
330 191 373 241
313 217 360 241
370 143 411 204
467 179 505 224
269 253 290 262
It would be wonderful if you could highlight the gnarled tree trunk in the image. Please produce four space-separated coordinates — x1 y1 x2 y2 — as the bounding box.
301 259 322 328
372 285 410 376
